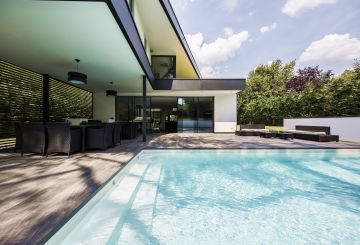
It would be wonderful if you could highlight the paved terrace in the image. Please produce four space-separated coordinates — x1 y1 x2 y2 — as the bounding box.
0 133 359 245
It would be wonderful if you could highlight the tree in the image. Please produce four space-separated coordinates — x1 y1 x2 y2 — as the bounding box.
237 59 295 125
237 60 360 126
285 66 333 92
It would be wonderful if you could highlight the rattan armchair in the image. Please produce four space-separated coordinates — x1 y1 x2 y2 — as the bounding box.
20 122 46 156
46 123 81 156
86 123 115 150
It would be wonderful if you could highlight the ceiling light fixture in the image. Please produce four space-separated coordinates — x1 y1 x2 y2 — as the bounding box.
68 59 87 85
106 82 117 96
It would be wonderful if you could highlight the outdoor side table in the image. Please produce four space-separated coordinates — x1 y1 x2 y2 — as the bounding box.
259 131 277 138
276 132 294 140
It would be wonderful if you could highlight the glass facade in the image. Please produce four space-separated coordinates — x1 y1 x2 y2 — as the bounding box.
177 97 213 133
116 96 150 122
116 96 213 133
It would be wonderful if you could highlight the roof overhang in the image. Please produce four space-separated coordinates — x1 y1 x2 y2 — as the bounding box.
0 0 153 93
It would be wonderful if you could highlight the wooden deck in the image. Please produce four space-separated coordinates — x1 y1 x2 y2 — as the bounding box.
0 133 359 245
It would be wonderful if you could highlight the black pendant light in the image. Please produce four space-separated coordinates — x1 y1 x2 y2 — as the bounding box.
68 59 87 85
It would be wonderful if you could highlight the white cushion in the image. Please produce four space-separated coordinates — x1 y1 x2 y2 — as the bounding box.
287 130 326 135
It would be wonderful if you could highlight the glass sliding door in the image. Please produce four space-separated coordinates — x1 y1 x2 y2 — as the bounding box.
117 96 214 133
177 97 213 133
177 97 197 132
197 97 213 132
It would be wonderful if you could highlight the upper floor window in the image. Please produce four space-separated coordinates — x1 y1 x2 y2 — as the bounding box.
151 56 176 79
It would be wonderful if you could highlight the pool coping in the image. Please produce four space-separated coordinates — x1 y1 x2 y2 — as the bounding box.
39 148 360 244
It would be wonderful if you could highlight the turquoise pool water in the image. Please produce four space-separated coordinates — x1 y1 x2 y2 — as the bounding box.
52 149 360 244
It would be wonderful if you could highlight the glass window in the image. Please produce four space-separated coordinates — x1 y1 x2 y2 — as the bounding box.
151 56 176 79
178 97 197 132
116 97 129 121
197 97 213 132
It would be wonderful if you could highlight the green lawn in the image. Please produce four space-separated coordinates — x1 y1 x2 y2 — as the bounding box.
265 126 284 131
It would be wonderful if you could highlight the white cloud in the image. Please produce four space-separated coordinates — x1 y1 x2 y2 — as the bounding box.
224 27 234 37
299 34 360 62
186 30 249 77
222 0 239 13
282 0 336 17
248 11 254 16
260 23 277 33
173 0 196 9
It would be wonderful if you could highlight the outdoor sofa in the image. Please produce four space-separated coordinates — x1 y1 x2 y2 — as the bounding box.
287 125 339 142
235 124 269 136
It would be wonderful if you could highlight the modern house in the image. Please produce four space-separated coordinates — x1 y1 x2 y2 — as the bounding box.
0 0 245 143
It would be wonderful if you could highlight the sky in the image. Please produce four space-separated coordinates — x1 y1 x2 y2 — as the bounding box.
170 0 360 78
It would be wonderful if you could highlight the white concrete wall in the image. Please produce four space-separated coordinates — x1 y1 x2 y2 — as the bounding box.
284 117 360 141
93 92 115 122
214 93 237 133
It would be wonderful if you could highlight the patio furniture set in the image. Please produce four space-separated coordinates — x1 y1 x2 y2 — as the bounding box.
236 124 339 142
14 121 140 156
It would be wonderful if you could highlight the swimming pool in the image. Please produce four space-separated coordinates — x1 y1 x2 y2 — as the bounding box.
47 149 360 244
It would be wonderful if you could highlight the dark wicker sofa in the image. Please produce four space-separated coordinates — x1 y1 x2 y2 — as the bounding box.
235 124 269 136
290 125 339 142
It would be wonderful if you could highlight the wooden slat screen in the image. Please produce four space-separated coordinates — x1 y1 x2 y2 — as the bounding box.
0 59 93 148
49 78 93 122
0 60 43 146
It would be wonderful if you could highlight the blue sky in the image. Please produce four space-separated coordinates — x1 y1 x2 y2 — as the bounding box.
170 0 360 78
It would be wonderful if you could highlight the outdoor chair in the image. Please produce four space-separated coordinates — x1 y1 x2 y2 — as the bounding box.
121 122 138 139
46 123 81 156
14 122 22 152
20 122 46 156
86 123 115 150
113 122 122 145
152 120 161 133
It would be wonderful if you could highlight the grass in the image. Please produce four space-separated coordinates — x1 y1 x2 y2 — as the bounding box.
265 126 284 131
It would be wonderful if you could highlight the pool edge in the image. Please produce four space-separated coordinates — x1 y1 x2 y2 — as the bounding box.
40 150 145 245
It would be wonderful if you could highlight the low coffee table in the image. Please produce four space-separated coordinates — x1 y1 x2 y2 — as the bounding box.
276 132 294 140
259 131 277 138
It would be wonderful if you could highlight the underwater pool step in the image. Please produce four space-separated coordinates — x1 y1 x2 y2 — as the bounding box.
57 160 151 245
117 162 163 243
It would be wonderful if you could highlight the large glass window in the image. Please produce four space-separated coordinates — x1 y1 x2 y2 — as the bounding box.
151 56 176 79
197 97 213 132
177 97 213 133
116 96 213 133
177 97 197 132
116 96 150 122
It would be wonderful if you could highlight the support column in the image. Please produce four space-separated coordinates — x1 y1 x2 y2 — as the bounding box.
142 76 147 142
42 74 50 122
